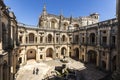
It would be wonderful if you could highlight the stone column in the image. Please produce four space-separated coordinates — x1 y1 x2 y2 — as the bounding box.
96 51 99 67
97 28 100 46
107 28 111 46
23 33 26 44
106 52 110 71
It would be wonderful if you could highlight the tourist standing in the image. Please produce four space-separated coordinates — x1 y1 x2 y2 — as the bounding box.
33 68 35 74
36 68 39 75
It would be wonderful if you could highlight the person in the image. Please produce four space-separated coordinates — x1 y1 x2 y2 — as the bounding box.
36 68 39 75
33 68 35 74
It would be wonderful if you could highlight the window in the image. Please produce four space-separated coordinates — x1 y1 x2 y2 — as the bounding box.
30 51 32 53
19 36 22 43
90 33 95 44
112 36 116 47
51 21 55 29
29 33 34 43
26 37 28 43
40 55 43 59
35 37 37 43
75 35 79 43
48 34 52 43
40 37 43 43
62 35 66 42
102 36 107 45
56 37 59 43
82 37 85 43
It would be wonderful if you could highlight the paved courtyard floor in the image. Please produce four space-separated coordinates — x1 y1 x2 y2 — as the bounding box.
15 58 106 80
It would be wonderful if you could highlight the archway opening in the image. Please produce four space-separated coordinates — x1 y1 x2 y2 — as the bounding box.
27 49 36 60
72 48 79 60
46 48 53 58
90 33 96 45
61 47 67 57
87 50 97 65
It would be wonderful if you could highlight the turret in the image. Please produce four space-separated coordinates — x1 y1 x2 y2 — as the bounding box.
90 13 99 20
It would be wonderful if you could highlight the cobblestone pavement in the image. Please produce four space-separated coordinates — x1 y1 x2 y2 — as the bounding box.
15 58 106 80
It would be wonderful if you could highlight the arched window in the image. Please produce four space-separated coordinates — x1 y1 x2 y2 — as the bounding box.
51 21 55 29
62 35 66 42
74 24 79 27
29 33 34 43
90 33 96 44
48 34 52 43
75 35 79 43
51 19 57 29
63 22 68 30
40 37 43 43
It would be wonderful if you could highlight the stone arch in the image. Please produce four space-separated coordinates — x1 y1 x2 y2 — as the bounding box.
46 48 54 58
27 49 36 60
74 24 79 27
89 33 96 44
87 50 97 65
29 33 35 43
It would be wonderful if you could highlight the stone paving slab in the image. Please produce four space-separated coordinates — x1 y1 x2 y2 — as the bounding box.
16 60 52 80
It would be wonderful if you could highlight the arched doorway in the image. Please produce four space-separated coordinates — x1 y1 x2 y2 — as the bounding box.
61 47 66 56
3 60 8 80
46 48 53 58
87 50 97 65
71 48 79 60
27 49 36 60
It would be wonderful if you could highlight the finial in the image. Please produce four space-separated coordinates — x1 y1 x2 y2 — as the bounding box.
43 3 46 11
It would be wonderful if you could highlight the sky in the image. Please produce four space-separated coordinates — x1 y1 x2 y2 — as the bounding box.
4 0 116 26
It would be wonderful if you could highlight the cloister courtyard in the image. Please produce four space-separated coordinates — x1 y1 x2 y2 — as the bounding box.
15 58 106 80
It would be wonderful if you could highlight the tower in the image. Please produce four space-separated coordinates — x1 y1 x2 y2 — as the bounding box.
38 4 48 28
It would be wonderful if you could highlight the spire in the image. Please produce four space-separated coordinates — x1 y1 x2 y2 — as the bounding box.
42 4 47 16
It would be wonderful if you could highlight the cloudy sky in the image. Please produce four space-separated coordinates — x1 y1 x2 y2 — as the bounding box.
4 0 116 26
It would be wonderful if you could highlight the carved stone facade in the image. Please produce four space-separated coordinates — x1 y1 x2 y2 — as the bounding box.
0 1 19 80
18 5 117 72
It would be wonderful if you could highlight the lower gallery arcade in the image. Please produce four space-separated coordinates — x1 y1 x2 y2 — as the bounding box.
18 45 112 71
